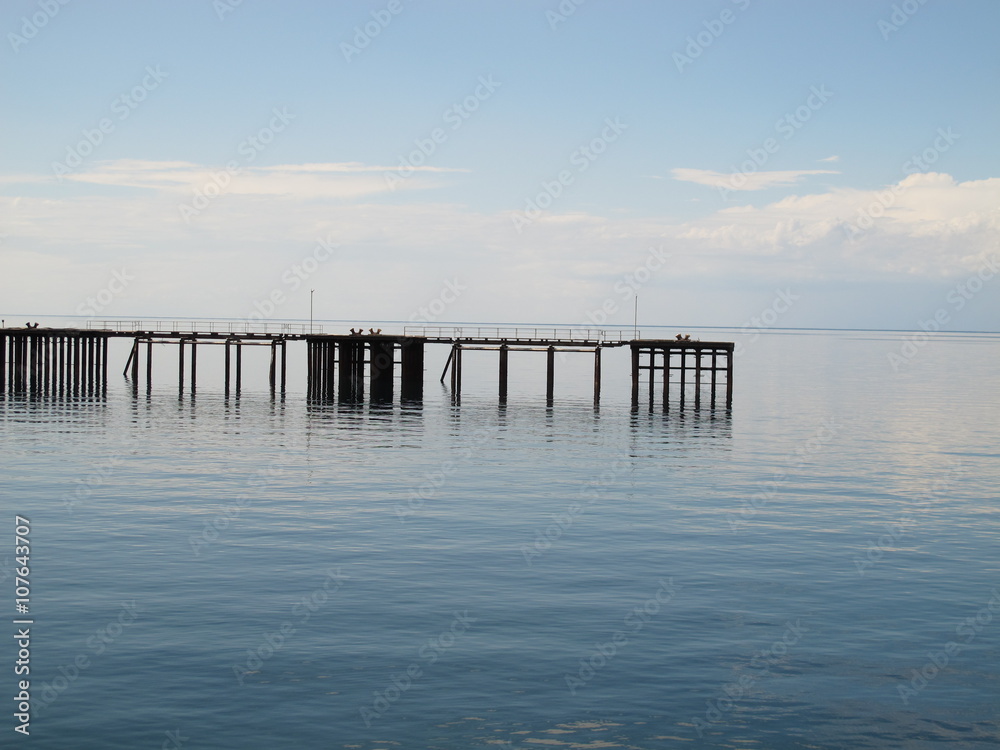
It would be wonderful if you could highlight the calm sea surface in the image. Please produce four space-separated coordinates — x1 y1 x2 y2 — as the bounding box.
3 329 999 749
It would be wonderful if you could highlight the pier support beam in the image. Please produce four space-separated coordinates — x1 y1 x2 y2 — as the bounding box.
630 345 639 406
449 343 462 398
129 337 139 385
678 348 686 407
354 340 365 401
190 341 198 393
369 339 395 403
102 336 109 393
178 339 185 393
546 345 555 403
498 344 509 404
338 339 363 401
726 349 733 410
593 346 601 405
280 339 287 394
224 339 231 397
662 348 670 411
400 339 424 401
235 341 242 395
694 349 702 410
269 340 277 394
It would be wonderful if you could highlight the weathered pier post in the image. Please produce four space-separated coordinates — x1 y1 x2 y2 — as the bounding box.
662 348 670 410
694 348 702 410
102 336 109 393
235 340 242 395
129 337 139 385
57 336 65 392
678 348 687 407
593 346 602 405
400 338 424 401
546 345 555 403
42 336 49 395
710 349 717 408
649 348 657 410
498 344 509 404
280 338 287 394
325 340 335 398
450 343 462 398
369 339 394 403
269 340 277 394
338 339 364 401
630 345 640 405
312 339 320 398
336 339 350 400
88 335 95 393
178 338 185 392
356 340 366 400
224 339 232 397
726 348 734 409
190 340 198 393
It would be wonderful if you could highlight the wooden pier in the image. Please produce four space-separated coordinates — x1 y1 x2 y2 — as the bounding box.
630 340 734 411
1 322 733 410
1 328 112 396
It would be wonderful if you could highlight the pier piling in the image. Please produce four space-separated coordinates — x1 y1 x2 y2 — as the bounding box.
498 344 509 403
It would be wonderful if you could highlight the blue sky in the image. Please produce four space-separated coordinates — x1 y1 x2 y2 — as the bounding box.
2 0 998 331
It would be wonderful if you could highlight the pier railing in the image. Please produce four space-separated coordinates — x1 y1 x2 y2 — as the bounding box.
85 320 322 335
403 326 637 343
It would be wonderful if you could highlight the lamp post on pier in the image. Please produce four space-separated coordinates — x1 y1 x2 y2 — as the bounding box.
310 289 315 334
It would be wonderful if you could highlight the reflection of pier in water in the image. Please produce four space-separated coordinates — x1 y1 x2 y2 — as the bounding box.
1 322 733 410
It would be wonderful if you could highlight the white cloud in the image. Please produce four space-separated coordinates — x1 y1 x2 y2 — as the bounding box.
819 155 840 162
18 159 469 199
1 162 998 326
672 167 839 191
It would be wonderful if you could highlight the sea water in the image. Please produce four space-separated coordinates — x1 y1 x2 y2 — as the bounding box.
2 329 998 749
